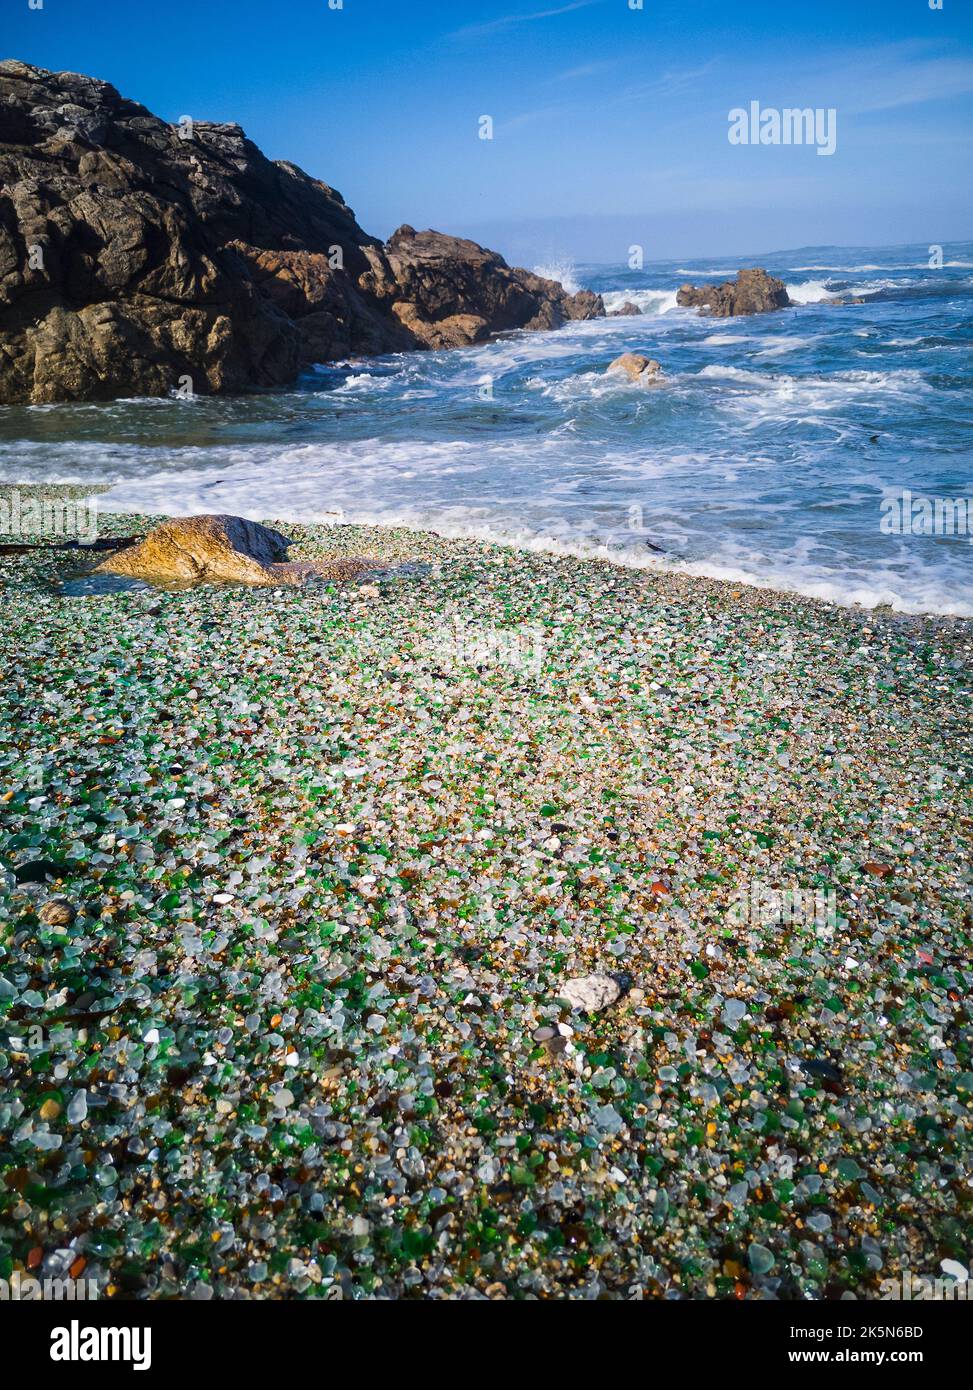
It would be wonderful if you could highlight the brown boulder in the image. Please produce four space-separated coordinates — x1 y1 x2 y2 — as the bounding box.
93 514 376 587
608 301 642 317
607 353 663 384
676 267 790 317
360 226 604 349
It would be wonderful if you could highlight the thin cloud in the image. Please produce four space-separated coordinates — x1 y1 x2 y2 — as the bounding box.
504 59 719 131
593 61 720 113
550 60 618 83
742 41 973 116
497 103 572 134
452 1 601 42
844 49 973 114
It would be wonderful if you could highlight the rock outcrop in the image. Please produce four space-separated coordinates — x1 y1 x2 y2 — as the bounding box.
93 514 376 586
360 225 603 349
0 61 604 403
676 268 790 317
607 352 663 384
607 301 642 317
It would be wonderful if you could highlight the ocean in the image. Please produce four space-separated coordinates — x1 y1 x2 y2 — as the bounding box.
2 241 971 615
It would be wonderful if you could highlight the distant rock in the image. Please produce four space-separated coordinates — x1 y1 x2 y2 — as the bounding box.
0 61 605 403
93 514 376 587
607 352 663 384
360 226 603 349
676 267 790 317
608 301 642 317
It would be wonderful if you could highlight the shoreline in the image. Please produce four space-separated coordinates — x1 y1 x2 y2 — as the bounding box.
1 514 971 1298
7 485 973 622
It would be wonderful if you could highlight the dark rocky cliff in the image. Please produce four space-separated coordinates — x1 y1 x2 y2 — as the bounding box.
0 61 603 404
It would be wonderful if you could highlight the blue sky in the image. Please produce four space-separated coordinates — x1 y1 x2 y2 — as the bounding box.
6 0 972 264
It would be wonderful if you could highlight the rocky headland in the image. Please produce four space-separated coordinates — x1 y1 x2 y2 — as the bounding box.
0 61 603 404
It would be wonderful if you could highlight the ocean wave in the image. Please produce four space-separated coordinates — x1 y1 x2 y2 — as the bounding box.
532 368 674 403
701 333 756 345
8 420 970 619
331 372 399 393
841 277 912 295
791 263 908 272
753 336 814 358
693 364 932 414
696 365 769 386
832 368 931 388
532 260 582 294
660 548 973 618
789 261 973 272
4 242 971 623
785 279 838 304
602 288 680 316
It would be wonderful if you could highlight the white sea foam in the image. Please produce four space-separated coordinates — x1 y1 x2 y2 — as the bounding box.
658 548 973 617
332 372 398 393
690 365 932 426
8 413 968 618
701 333 756 345
532 261 582 293
787 261 969 272
842 278 906 296
785 279 837 304
89 474 973 618
602 288 680 316
792 263 888 272
696 365 770 386
753 336 813 358
5 241 970 620
534 371 626 401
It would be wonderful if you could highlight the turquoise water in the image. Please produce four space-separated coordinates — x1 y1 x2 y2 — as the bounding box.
2 241 971 614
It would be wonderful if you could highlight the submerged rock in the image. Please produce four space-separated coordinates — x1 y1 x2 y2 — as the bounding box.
93 514 376 587
607 301 642 317
676 267 790 316
607 352 663 384
0 62 605 404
